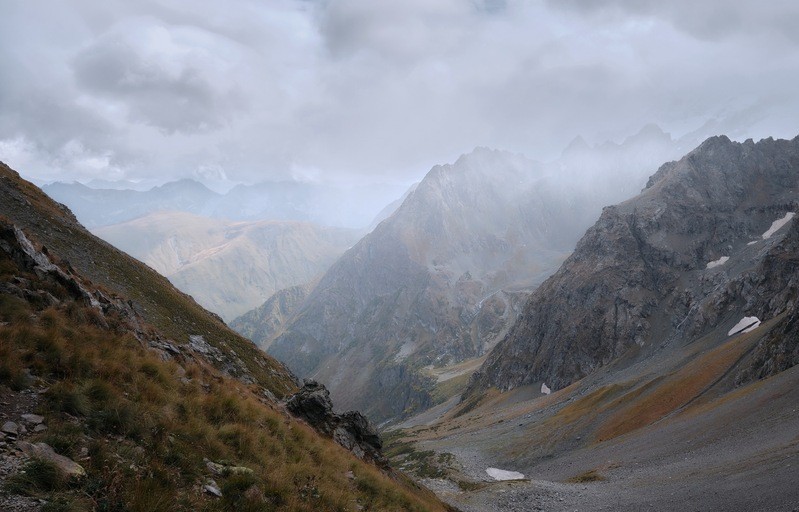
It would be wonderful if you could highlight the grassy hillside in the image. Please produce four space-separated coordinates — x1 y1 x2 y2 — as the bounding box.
0 162 452 511
1 162 296 397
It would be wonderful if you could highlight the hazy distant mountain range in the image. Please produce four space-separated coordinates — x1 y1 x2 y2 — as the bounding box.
94 211 359 320
43 178 406 229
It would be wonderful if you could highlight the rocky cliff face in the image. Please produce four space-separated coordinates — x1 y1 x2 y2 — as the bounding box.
468 135 799 396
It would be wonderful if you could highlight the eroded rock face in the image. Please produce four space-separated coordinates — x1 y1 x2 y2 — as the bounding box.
468 135 799 396
286 380 387 467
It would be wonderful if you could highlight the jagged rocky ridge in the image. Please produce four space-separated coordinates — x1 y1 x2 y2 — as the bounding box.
468 135 799 396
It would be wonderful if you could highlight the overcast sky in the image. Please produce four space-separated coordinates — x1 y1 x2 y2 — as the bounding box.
1 0 798 186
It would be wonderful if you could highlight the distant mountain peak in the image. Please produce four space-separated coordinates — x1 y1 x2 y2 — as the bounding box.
561 135 590 157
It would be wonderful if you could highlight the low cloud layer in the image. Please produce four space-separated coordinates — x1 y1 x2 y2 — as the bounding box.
1 0 798 185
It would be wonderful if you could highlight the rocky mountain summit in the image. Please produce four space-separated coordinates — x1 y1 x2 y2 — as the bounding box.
243 130 691 423
468 135 799 396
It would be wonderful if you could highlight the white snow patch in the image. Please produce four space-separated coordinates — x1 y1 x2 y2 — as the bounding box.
747 241 758 246
706 256 729 269
486 468 525 481
762 212 795 239
541 382 551 395
728 316 761 336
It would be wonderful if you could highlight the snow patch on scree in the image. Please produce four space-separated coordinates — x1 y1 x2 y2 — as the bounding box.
486 468 525 481
762 212 795 239
541 382 551 395
728 316 761 336
706 256 729 269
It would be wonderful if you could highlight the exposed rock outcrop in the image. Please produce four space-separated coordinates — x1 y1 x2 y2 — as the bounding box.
286 380 387 467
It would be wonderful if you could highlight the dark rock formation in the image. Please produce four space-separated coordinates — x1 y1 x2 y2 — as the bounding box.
468 135 799 396
286 380 387 467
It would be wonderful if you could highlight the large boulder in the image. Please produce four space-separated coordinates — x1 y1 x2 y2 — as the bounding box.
17 441 86 479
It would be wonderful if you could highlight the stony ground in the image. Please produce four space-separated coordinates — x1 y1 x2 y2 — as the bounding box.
0 385 49 512
391 348 799 512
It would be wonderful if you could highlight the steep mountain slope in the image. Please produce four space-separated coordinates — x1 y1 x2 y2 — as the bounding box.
468 135 799 396
0 161 451 511
253 132 688 423
386 135 799 511
231 284 311 350
94 212 357 320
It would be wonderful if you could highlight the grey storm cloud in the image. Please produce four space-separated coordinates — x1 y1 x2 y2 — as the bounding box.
0 0 798 185
549 0 799 42
72 31 236 134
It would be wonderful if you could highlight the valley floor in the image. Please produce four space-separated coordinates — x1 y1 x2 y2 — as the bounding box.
389 354 799 512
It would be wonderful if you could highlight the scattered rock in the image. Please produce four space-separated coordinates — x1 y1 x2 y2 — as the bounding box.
16 441 86 478
33 424 47 433
1 421 19 436
205 459 253 476
206 460 225 475
20 414 44 425
204 479 222 498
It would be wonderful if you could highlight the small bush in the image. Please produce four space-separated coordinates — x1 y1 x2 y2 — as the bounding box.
41 498 90 512
221 472 267 512
4 458 66 495
42 423 84 458
46 382 90 416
